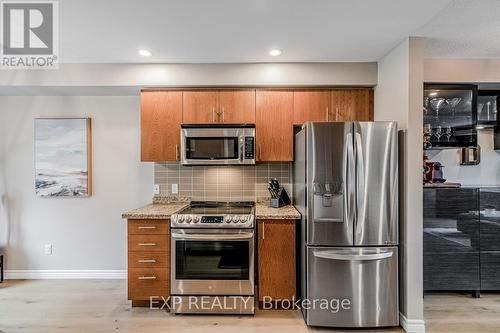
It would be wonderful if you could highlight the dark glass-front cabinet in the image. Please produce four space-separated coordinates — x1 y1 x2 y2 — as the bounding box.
423 188 480 292
477 91 499 126
424 84 477 149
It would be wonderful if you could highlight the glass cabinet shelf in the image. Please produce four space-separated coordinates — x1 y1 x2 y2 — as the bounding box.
424 84 477 149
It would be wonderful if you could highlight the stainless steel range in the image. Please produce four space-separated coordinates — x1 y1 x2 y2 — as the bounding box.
170 201 255 314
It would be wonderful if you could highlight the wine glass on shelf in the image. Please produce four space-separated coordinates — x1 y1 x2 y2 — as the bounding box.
423 123 432 136
446 98 461 116
430 98 446 120
433 126 443 142
443 126 452 141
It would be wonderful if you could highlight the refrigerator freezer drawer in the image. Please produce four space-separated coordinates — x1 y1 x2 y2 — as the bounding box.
305 246 399 328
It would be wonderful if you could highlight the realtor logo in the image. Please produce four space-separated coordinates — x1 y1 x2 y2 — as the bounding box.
1 1 58 68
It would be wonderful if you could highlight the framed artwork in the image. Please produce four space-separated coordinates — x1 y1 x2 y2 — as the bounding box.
34 118 92 197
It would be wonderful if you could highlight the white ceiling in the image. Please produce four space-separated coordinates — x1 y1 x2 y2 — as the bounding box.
416 0 500 59
58 0 452 63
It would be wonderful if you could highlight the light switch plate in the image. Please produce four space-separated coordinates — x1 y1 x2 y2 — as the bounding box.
44 244 53 255
171 183 179 194
153 184 160 195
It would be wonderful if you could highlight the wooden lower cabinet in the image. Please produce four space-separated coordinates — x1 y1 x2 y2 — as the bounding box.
127 219 169 305
257 219 296 308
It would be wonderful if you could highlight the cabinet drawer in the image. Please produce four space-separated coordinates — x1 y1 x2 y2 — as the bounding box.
129 267 168 281
128 235 169 252
128 280 169 301
128 251 169 268
128 220 169 235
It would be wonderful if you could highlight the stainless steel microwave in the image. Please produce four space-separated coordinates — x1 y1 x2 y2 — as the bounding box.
180 124 255 165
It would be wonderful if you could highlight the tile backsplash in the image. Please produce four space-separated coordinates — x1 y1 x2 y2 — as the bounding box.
154 162 292 201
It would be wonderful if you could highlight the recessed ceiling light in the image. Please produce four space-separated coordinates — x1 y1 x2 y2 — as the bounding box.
269 49 282 57
138 49 152 57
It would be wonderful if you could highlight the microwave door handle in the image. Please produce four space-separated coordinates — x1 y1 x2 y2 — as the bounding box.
171 232 254 241
240 136 244 162
313 250 393 261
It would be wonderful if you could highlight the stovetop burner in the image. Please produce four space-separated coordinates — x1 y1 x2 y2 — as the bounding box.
180 201 254 215
171 201 255 228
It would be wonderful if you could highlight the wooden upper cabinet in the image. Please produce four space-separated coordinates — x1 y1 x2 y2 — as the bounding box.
256 90 294 162
141 91 182 161
331 89 374 121
293 90 331 124
182 90 218 123
218 90 255 123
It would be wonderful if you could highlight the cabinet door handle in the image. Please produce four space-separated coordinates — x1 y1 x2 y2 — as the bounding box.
138 226 157 230
138 276 157 280
138 243 157 247
175 144 179 161
212 107 216 123
326 107 329 121
222 107 225 123
258 144 262 161
262 221 265 240
138 259 157 263
335 107 339 121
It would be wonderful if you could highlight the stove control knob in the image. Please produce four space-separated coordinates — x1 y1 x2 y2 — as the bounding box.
241 216 248 222
234 216 240 223
193 216 200 223
178 216 184 223
226 216 232 223
186 216 192 223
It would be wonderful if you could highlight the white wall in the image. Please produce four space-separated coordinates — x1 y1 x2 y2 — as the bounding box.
0 96 153 273
425 59 500 83
427 130 500 185
375 37 425 331
0 63 377 88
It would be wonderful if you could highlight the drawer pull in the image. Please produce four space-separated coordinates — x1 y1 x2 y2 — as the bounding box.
138 226 157 230
138 276 157 280
138 259 157 263
138 243 157 246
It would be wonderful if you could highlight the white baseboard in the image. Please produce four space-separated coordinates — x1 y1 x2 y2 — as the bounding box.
5 270 127 279
400 312 426 333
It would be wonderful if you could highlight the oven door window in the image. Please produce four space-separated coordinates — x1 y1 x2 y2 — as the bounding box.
176 240 249 280
186 137 239 160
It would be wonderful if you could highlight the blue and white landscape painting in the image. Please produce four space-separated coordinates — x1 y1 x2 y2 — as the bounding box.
35 118 91 197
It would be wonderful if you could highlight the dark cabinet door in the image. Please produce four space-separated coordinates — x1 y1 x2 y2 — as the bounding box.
479 188 500 290
423 188 480 291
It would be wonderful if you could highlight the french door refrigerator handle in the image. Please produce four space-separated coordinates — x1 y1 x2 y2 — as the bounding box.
354 129 365 236
313 250 393 261
345 131 356 229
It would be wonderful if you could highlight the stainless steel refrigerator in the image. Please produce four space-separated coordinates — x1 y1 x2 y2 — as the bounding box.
294 121 399 328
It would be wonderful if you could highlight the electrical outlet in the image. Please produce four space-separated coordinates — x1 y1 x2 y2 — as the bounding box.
171 183 179 194
44 244 53 255
153 184 160 195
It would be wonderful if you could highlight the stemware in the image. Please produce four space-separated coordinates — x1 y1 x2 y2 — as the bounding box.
430 98 446 120
443 126 452 141
446 98 461 116
433 126 443 141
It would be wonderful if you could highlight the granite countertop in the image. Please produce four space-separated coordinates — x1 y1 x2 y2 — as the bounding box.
121 202 189 219
255 201 301 220
123 200 301 220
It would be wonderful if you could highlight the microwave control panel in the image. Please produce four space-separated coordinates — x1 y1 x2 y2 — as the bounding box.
244 137 255 159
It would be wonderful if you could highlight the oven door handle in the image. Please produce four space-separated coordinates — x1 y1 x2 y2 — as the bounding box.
171 232 254 241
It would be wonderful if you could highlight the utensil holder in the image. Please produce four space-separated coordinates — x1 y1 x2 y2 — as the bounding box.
270 187 291 208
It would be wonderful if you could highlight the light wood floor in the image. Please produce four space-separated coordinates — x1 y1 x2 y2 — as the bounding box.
1 280 499 333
